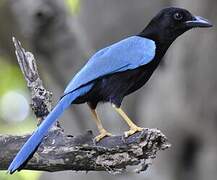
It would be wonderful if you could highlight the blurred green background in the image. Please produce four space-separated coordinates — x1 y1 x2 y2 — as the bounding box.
0 0 217 180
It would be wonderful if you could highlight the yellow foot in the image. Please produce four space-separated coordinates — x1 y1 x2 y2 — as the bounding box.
124 126 144 137
94 130 112 142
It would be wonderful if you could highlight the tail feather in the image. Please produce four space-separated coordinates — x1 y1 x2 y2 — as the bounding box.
7 93 75 174
8 83 94 174
8 94 74 174
17 144 41 172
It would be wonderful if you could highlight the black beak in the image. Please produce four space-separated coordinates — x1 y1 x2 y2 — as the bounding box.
185 16 213 28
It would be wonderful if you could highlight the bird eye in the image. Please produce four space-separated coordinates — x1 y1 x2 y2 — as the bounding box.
173 12 183 21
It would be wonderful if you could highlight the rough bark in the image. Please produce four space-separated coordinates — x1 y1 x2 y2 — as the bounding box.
0 38 170 173
0 128 169 173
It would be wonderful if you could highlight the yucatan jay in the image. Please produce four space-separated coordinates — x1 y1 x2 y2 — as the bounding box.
8 7 212 173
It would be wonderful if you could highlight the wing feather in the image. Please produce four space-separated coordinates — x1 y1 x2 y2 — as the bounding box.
64 36 156 95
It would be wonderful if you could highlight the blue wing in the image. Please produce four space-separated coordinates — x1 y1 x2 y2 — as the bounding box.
64 36 156 95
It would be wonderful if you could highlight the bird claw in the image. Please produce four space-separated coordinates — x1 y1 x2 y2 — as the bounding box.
121 126 144 143
124 126 144 138
136 128 148 143
93 130 112 145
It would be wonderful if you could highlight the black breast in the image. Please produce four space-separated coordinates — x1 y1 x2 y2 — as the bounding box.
73 59 160 109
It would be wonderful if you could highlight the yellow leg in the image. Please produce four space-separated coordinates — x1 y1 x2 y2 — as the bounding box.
112 104 143 137
88 105 112 141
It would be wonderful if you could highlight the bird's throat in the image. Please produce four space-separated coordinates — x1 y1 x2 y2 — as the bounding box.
138 28 174 49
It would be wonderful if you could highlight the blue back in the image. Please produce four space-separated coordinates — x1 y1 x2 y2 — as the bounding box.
64 36 156 95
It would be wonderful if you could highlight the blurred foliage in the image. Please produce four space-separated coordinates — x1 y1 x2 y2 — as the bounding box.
65 0 80 15
0 57 25 95
0 56 37 134
0 118 36 134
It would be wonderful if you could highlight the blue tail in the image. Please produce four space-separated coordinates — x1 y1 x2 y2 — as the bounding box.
7 84 93 174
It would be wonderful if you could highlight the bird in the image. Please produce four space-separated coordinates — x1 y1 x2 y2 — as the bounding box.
8 7 212 174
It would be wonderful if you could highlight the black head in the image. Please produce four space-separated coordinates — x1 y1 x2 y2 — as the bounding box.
140 7 212 45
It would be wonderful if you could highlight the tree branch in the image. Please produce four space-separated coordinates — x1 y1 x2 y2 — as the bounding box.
0 128 169 173
0 38 170 173
12 37 53 124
